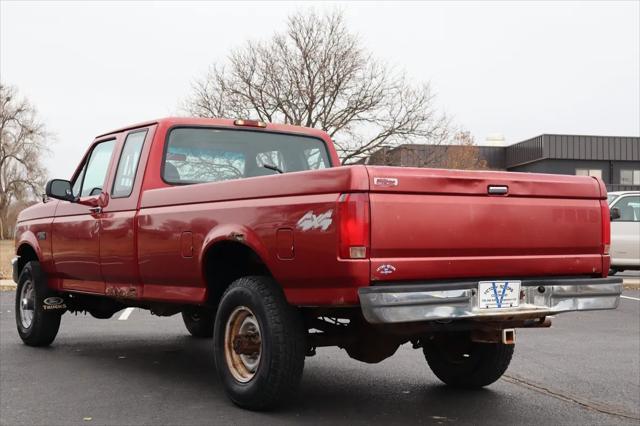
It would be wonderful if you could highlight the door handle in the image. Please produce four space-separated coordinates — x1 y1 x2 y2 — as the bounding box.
89 206 103 214
488 185 508 195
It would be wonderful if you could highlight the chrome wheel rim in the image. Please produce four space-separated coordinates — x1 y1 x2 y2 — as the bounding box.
224 306 262 383
19 279 35 329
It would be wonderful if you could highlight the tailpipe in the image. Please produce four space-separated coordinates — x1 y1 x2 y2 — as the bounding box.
502 329 516 345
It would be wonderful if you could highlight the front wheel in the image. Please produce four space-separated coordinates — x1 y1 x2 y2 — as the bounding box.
423 332 514 388
15 261 62 347
213 276 306 410
182 307 214 338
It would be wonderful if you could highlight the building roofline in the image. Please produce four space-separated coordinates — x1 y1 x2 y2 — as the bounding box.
510 133 640 146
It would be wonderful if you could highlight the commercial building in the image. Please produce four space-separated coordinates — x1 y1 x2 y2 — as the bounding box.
364 134 640 191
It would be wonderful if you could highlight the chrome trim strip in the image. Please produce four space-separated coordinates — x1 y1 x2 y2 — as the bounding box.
359 279 623 324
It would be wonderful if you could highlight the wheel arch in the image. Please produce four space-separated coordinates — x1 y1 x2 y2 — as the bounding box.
15 239 41 277
200 226 274 308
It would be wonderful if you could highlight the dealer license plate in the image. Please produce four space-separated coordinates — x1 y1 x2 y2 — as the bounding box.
478 281 521 309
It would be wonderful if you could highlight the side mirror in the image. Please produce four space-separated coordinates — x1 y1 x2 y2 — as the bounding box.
45 179 76 202
610 207 621 221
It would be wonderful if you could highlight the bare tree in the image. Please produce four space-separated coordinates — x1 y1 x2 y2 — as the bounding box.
365 130 487 170
443 131 488 170
0 83 49 239
183 10 450 164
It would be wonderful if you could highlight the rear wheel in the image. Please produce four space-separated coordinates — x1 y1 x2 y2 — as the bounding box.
423 332 514 388
15 261 62 347
182 307 214 338
608 268 619 276
213 276 306 410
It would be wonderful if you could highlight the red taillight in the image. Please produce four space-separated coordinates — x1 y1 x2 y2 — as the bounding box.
234 119 267 128
600 200 610 255
338 193 370 259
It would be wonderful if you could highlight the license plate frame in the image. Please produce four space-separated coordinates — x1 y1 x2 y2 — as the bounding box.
478 281 521 309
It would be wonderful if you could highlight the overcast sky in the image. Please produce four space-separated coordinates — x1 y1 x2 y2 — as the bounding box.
1 1 638 179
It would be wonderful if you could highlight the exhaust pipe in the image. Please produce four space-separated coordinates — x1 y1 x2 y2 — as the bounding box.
502 329 516 345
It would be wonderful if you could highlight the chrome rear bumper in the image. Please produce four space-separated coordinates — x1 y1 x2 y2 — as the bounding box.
358 277 623 324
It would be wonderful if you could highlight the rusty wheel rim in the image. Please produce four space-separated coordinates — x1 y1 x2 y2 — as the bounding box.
224 306 262 383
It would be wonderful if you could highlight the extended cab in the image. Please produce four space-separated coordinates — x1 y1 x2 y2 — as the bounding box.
12 117 623 410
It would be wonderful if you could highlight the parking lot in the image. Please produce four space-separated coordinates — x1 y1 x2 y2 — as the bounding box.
1 283 639 426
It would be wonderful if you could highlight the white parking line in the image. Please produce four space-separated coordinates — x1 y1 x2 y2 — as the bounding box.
620 295 640 301
118 307 135 320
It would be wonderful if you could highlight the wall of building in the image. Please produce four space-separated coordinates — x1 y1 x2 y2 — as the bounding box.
612 161 640 186
508 159 640 185
544 135 639 161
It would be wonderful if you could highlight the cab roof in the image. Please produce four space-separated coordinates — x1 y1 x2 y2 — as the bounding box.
95 117 330 140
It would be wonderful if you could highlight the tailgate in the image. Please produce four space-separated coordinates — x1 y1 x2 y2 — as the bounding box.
366 166 606 282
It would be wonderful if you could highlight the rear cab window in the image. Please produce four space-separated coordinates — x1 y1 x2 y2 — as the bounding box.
162 127 331 185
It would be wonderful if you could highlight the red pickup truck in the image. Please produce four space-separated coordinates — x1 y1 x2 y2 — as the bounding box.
12 117 622 410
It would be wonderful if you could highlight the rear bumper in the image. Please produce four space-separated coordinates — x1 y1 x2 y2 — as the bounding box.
358 277 623 324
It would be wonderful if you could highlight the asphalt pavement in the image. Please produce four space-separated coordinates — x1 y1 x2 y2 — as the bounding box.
1 289 639 426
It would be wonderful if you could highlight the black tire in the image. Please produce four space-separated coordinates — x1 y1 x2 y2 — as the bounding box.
15 261 62 347
423 332 514 388
608 268 618 276
182 307 214 338
213 276 306 410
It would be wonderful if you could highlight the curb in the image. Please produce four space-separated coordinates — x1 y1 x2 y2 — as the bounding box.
621 277 640 290
0 280 17 292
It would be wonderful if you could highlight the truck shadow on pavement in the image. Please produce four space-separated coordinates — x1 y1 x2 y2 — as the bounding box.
19 331 619 425
2 300 633 426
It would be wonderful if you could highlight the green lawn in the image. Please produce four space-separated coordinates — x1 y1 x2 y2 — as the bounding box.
1 240 14 279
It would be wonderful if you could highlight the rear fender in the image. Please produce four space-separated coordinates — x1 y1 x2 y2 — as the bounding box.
199 225 272 279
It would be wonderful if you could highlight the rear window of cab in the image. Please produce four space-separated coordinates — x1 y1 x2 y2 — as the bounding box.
162 127 331 185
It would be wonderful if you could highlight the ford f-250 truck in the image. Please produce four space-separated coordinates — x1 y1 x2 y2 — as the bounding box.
11 117 623 410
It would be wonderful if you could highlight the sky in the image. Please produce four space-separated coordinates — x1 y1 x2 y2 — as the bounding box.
1 0 639 180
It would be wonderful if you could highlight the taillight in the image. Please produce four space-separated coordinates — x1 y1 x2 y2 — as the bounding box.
600 200 610 255
338 193 370 259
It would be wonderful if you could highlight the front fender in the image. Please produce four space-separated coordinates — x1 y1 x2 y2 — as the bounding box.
15 231 43 263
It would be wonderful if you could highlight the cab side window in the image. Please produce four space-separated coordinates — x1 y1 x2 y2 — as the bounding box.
611 196 640 222
112 131 147 198
73 140 116 197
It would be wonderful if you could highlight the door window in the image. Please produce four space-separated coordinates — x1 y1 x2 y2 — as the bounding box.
611 196 640 222
72 162 87 197
112 130 147 197
76 140 116 197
